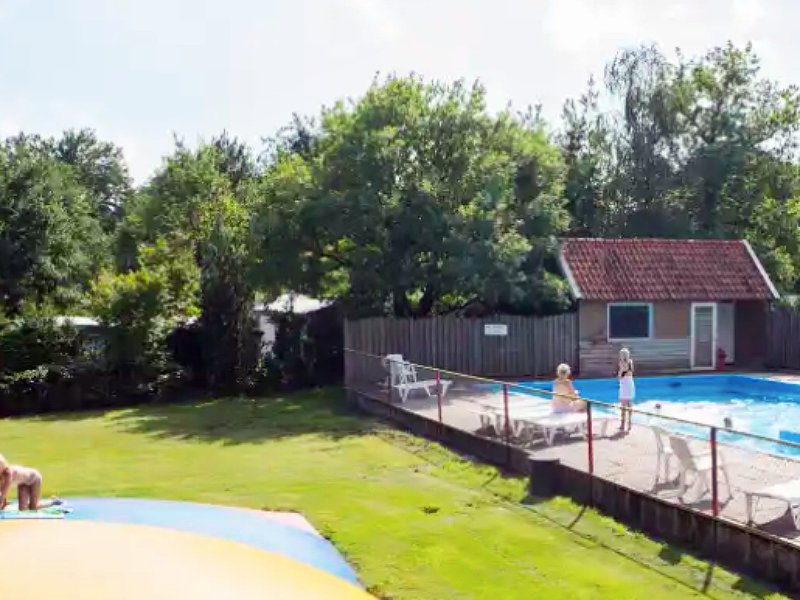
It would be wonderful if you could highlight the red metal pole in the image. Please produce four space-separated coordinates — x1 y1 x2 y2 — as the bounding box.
503 384 511 444
436 370 443 423
586 402 594 475
711 426 719 517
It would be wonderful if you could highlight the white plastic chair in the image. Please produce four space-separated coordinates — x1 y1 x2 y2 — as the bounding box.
651 426 675 484
384 354 416 387
383 355 451 403
669 435 731 502
745 479 800 529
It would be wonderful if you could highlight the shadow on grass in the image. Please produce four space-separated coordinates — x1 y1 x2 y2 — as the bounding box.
97 388 376 446
658 544 683 565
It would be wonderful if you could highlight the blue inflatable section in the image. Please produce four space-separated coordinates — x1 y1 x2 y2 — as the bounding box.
65 498 359 586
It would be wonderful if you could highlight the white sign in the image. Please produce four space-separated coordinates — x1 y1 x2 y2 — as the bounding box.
484 323 508 336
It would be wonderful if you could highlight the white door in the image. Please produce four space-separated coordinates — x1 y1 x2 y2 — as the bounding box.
717 302 735 364
691 303 717 369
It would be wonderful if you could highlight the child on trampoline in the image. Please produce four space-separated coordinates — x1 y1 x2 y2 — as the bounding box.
0 454 62 511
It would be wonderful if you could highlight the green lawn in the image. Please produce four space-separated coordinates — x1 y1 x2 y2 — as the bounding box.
0 389 784 599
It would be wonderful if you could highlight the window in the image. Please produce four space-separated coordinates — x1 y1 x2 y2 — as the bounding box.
608 303 651 340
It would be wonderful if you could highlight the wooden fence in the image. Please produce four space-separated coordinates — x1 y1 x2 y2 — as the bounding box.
768 305 800 370
344 313 578 379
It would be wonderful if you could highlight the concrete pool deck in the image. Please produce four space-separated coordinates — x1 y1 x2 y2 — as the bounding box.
355 372 800 545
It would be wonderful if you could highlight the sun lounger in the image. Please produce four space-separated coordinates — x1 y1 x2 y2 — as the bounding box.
470 403 611 445
744 479 800 529
516 411 611 446
394 379 452 403
536 412 611 445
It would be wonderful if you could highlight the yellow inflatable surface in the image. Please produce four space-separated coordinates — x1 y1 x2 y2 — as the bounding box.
0 520 373 599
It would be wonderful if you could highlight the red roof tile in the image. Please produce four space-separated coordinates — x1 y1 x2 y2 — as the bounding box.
559 239 778 301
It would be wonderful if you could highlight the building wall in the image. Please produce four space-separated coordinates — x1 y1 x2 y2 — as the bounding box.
578 301 691 375
578 299 771 374
579 301 690 341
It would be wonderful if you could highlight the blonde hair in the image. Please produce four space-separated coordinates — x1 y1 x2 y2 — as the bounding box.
556 363 571 379
619 348 631 360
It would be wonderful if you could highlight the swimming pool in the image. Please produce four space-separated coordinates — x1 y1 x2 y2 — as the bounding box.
513 374 800 457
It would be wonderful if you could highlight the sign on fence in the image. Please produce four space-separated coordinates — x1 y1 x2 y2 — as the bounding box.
483 323 508 336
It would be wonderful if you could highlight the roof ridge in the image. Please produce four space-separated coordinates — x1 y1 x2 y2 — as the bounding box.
561 237 744 243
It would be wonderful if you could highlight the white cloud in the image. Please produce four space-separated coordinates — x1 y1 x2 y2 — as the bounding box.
345 0 402 42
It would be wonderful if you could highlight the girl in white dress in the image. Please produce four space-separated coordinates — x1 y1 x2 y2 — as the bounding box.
618 348 635 432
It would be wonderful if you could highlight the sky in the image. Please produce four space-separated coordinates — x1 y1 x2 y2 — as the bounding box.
0 0 796 183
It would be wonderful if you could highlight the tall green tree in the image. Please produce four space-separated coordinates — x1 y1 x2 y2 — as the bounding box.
255 76 571 317
0 135 108 315
118 135 259 388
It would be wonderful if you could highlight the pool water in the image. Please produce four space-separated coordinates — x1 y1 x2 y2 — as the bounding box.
514 374 800 457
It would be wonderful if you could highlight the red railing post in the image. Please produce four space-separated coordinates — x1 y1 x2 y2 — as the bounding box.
586 402 594 475
503 384 511 444
436 370 443 423
711 426 719 517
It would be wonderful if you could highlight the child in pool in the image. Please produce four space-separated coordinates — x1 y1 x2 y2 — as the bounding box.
618 348 635 432
552 363 586 413
0 454 62 511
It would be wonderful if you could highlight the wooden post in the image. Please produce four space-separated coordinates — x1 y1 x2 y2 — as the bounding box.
436 370 443 423
503 384 511 444
387 360 393 405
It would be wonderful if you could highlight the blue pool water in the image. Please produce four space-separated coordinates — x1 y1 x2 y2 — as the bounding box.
510 374 800 456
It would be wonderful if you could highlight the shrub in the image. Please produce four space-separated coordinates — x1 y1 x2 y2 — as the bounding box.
0 318 84 375
90 238 199 381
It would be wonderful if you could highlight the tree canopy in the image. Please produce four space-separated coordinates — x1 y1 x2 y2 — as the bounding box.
4 42 800 326
254 77 571 317
561 43 800 290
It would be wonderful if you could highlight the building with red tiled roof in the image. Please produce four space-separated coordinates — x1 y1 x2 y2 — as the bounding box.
558 239 778 375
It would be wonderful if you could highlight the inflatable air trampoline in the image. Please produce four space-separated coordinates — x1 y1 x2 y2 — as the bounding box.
0 498 372 599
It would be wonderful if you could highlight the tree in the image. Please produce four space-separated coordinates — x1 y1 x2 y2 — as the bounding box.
117 135 260 388
199 202 258 389
560 43 800 291
0 135 109 315
52 128 132 231
673 43 800 236
255 76 571 317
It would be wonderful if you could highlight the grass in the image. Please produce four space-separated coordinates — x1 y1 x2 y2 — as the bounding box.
0 389 785 599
